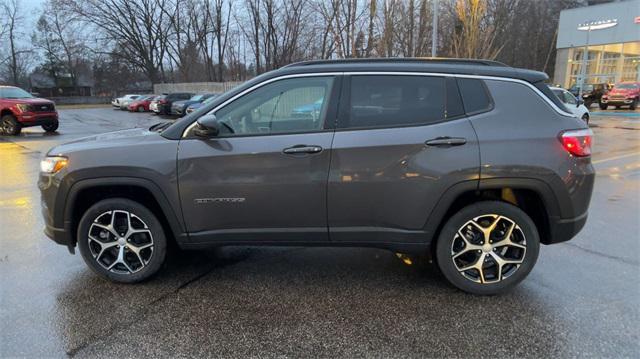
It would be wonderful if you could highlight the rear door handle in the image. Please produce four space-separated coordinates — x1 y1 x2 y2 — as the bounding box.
283 145 323 155
425 137 467 147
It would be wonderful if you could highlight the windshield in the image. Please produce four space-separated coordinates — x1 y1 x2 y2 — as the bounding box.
0 87 34 99
190 95 204 101
614 83 639 89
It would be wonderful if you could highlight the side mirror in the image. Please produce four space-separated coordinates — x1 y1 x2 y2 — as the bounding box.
193 114 220 138
577 99 584 107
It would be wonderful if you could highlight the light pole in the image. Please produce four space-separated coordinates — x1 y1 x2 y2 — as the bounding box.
431 0 438 57
576 19 618 98
577 25 591 100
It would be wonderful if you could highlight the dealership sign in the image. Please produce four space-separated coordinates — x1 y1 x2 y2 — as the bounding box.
577 19 618 30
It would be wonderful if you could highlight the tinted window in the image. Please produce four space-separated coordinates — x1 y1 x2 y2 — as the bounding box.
563 91 577 105
446 77 465 118
457 78 492 114
0 87 34 99
214 76 334 136
615 83 639 89
346 75 445 128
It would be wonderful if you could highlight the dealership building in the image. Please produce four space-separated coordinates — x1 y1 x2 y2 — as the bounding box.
553 0 640 88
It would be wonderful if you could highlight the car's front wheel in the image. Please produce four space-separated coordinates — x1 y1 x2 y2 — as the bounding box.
77 198 167 283
1 115 22 135
42 121 59 132
599 102 607 110
137 106 145 112
631 99 638 110
435 201 540 295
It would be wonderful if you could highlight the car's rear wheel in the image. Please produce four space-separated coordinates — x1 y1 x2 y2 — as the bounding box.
1 115 22 135
77 198 167 283
435 201 540 295
581 113 589 124
631 99 638 110
137 106 145 112
42 121 59 132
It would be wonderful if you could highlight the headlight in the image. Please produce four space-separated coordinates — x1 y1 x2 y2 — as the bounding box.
16 104 31 112
40 156 68 174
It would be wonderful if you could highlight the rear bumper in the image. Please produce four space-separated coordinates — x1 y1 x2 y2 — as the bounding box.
546 211 588 244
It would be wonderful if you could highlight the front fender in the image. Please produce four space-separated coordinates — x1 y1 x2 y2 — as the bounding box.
59 176 186 247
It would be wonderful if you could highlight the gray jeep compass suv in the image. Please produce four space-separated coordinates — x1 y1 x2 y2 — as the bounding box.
39 59 594 294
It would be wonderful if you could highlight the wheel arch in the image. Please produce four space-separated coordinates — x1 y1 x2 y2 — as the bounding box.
1 108 16 117
424 178 561 248
63 177 186 249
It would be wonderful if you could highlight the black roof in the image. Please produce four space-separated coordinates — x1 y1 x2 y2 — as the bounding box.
275 58 548 83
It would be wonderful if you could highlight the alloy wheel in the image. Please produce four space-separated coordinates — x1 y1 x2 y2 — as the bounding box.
1 118 15 134
451 214 526 284
87 210 154 274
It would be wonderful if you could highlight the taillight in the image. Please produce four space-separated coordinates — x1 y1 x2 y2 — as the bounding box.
560 129 593 157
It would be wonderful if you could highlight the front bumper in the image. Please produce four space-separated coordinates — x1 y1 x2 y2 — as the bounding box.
44 222 71 246
40 177 74 252
17 112 58 127
601 98 635 105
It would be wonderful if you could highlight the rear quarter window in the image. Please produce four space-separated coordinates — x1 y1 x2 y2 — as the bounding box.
457 78 493 115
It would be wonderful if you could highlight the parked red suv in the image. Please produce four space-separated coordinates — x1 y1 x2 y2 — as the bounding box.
600 82 640 110
0 86 59 135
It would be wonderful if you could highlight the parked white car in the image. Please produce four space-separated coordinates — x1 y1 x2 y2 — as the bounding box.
551 87 590 124
111 94 141 109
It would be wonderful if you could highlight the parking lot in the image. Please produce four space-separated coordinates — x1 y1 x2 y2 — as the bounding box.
0 107 639 357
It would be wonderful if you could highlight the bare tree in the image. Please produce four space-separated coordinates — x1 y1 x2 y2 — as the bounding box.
449 0 506 60
19 0 584 89
1 0 33 86
32 0 88 88
62 0 174 83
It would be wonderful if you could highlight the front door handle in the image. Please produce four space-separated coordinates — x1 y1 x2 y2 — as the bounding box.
425 137 467 147
283 145 323 155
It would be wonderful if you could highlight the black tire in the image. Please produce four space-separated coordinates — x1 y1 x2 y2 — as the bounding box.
137 106 145 112
1 114 22 135
599 102 607 110
584 101 591 108
581 113 589 124
435 201 540 295
42 121 59 132
630 99 638 110
77 198 167 283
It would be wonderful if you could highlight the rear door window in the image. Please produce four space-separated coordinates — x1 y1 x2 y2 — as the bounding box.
342 75 446 129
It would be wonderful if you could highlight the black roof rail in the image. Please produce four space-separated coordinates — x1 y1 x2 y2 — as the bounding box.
283 57 509 68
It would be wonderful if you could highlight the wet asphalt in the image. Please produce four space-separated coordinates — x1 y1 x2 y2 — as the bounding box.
0 107 638 357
